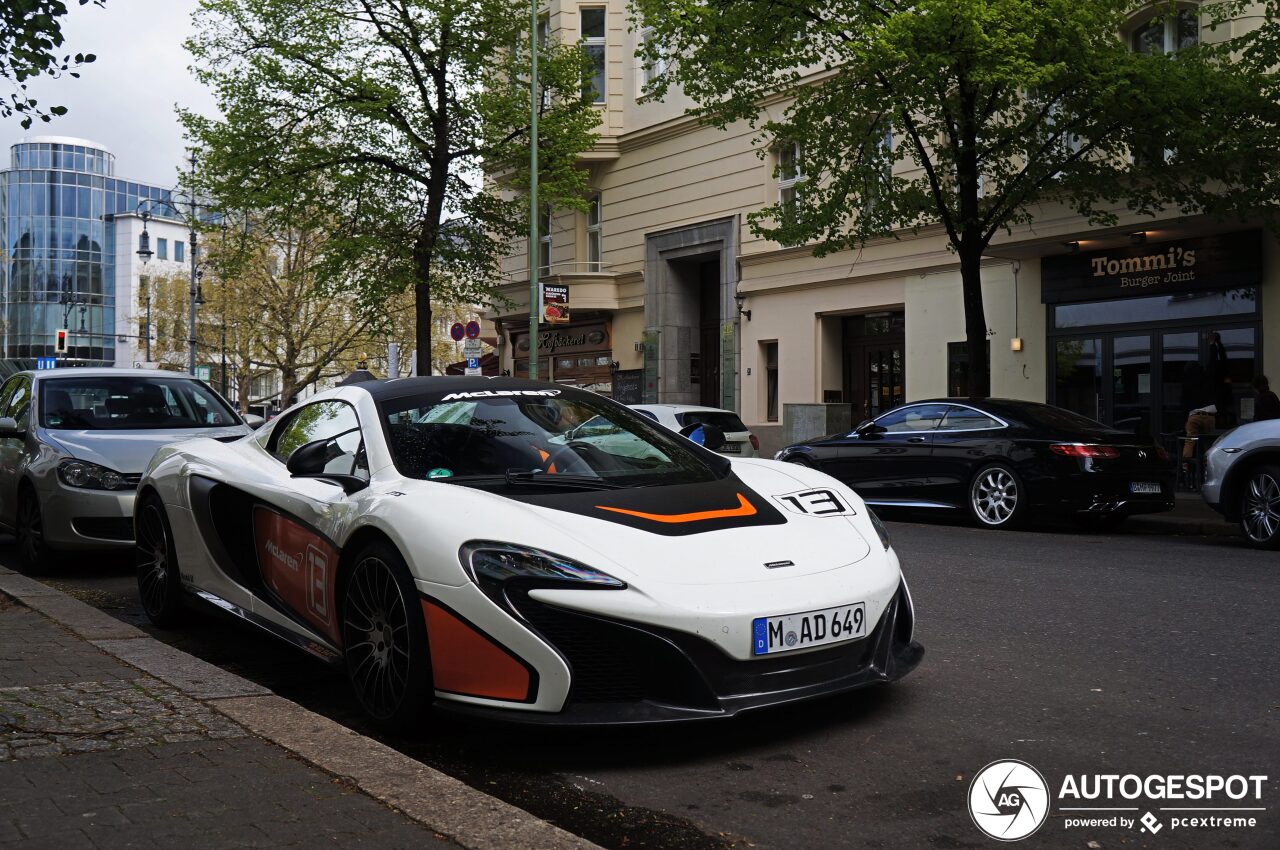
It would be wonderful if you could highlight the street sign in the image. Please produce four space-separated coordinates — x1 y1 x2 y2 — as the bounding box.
462 338 483 359
465 320 481 340
36 357 57 370
195 365 212 381
449 322 465 341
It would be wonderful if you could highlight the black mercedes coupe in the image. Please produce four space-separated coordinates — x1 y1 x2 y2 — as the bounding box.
774 399 1175 529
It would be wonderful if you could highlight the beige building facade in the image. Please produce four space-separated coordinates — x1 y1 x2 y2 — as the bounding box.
490 2 1279 456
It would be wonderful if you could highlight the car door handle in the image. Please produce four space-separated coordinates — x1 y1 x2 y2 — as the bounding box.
907 436 928 443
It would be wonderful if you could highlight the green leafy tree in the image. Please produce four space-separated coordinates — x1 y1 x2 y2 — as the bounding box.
181 0 599 375
635 0 1280 397
1 0 100 128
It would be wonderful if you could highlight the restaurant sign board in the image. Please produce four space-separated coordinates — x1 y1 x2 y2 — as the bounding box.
1041 231 1261 304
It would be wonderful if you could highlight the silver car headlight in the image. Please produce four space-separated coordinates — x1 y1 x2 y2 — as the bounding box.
58 460 131 491
460 542 626 590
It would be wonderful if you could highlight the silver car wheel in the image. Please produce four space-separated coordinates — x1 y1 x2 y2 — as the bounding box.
1242 471 1280 545
971 467 1019 526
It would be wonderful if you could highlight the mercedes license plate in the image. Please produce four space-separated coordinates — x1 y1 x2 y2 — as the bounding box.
717 442 741 453
752 603 866 655
1130 482 1161 494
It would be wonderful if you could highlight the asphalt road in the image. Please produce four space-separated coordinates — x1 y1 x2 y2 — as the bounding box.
6 518 1277 850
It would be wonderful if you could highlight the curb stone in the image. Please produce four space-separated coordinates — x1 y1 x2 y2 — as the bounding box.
0 568 604 850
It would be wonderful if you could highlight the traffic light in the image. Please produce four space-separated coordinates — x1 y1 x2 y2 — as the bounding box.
55 328 69 355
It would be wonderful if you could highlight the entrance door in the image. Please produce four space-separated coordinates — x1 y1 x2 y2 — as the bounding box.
697 260 721 407
843 312 906 422
1051 325 1258 434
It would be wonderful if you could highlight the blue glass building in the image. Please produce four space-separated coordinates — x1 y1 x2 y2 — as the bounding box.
0 137 180 376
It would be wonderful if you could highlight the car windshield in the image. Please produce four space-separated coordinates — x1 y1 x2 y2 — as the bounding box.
1013 403 1115 433
40 376 240 431
379 389 725 487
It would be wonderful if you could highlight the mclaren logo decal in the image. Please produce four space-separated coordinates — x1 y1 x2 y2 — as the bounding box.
440 389 561 400
595 492 757 524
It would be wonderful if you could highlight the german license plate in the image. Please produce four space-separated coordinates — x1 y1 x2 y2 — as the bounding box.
752 603 866 656
1130 482 1161 494
717 442 741 453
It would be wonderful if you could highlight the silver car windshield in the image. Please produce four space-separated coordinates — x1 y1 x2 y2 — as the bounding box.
379 392 724 486
40 376 239 430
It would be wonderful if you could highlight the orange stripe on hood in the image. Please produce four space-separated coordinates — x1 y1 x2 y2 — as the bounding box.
594 492 757 524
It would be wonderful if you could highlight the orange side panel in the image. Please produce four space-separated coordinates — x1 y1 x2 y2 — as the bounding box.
422 601 531 701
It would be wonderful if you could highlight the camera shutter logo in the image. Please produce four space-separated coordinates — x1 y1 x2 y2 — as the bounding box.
968 760 1050 841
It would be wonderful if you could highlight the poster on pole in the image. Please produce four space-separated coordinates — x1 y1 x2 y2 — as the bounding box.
541 283 569 324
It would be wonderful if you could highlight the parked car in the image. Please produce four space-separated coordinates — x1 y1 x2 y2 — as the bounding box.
135 377 920 729
774 398 1175 529
1202 418 1280 549
629 404 759 457
0 368 257 573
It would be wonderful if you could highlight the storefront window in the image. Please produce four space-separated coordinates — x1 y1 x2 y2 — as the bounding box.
1053 287 1257 329
1054 338 1102 423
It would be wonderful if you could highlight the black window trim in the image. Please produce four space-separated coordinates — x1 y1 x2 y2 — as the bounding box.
937 402 1009 433
266 399 364 464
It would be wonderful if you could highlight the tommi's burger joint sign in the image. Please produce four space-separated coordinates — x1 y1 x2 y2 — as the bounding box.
1041 231 1261 304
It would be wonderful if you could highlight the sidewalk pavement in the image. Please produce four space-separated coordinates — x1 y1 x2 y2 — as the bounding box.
0 568 602 850
1125 491 1239 538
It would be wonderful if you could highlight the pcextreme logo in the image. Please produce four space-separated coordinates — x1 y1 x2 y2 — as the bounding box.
968 761 1269 842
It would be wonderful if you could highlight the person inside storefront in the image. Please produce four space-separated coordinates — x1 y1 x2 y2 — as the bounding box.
1182 401 1217 471
1253 375 1280 422
1206 331 1234 427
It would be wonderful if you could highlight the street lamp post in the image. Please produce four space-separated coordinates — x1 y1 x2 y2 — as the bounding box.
57 274 89 361
527 0 540 380
134 152 202 376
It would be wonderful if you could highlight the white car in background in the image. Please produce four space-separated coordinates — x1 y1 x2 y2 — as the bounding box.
1202 418 1280 549
629 404 759 458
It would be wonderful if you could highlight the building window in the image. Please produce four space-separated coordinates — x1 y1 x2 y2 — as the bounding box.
763 341 779 422
174 240 184 263
777 141 803 209
157 238 168 260
538 206 552 278
1131 8 1198 54
639 26 671 87
581 8 606 104
947 340 991 398
586 193 602 271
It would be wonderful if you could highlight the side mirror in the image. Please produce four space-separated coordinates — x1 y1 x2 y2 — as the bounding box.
855 419 886 437
286 438 368 494
679 422 727 451
0 416 22 437
243 413 266 429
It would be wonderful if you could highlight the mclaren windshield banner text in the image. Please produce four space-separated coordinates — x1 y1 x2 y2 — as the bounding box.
440 389 562 400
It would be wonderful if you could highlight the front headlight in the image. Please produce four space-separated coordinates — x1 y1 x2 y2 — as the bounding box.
460 542 626 591
867 508 891 550
58 460 131 491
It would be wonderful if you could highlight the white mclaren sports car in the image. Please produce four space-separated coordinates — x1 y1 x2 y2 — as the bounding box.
135 377 921 728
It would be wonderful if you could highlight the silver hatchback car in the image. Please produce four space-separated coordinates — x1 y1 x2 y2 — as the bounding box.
0 368 257 573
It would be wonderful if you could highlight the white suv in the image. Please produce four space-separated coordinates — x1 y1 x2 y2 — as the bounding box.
629 404 759 458
1202 418 1280 549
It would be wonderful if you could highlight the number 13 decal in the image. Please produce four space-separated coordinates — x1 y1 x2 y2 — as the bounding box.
773 488 853 516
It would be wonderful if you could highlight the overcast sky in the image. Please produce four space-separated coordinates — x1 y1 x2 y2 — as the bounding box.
11 0 216 187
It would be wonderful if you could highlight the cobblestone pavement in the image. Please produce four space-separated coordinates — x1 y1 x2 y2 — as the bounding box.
0 597 457 849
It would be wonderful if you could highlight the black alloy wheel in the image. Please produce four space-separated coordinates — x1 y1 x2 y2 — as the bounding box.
1240 465 1280 550
342 542 432 731
135 495 185 627
15 487 57 575
968 463 1027 529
